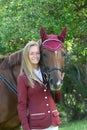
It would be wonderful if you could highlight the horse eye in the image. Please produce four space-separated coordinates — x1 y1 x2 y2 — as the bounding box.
42 52 48 57
62 51 66 57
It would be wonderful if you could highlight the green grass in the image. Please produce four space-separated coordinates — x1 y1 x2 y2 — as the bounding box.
60 119 87 130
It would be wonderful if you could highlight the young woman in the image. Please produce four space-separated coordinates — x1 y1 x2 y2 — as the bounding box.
17 41 61 130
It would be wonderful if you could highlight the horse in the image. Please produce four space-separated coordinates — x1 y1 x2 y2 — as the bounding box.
0 27 67 130
0 51 22 130
40 27 67 91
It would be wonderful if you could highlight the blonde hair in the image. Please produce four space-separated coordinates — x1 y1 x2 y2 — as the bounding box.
20 41 42 88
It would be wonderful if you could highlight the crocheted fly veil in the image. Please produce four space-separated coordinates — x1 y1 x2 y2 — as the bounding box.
40 26 67 51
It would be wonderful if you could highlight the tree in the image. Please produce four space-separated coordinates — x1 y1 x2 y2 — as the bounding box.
0 0 87 121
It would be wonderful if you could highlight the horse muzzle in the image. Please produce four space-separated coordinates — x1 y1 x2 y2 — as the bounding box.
49 77 63 91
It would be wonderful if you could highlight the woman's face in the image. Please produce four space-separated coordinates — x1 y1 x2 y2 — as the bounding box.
28 45 40 68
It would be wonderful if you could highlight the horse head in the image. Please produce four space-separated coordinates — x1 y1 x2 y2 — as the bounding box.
40 26 67 91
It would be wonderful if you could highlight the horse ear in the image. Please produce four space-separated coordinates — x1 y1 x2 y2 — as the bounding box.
58 27 67 42
40 26 47 42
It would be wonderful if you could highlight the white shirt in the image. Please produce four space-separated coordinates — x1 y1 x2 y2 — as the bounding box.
31 126 58 130
34 68 43 82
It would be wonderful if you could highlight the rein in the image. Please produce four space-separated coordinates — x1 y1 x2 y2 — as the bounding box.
0 64 17 96
0 74 17 95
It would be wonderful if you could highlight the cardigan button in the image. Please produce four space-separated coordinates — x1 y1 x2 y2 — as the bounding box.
44 89 46 92
48 111 50 113
45 96 47 99
46 104 49 106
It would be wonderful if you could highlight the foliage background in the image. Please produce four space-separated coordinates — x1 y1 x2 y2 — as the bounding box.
0 0 87 122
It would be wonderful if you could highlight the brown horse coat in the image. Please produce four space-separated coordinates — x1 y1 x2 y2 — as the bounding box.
0 50 22 130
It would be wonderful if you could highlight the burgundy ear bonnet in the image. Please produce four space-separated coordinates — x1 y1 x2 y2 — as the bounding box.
42 39 63 51
40 27 67 51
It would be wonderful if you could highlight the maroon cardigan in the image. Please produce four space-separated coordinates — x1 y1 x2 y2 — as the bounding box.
17 74 61 130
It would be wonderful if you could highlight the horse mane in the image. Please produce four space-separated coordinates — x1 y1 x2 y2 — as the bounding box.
9 50 22 66
0 55 5 64
0 50 22 69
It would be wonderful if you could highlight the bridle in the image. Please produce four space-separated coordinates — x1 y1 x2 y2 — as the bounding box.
41 38 65 79
42 65 65 82
48 66 65 73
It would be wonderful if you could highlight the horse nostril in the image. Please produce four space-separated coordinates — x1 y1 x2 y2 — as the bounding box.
50 78 53 85
50 78 58 85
